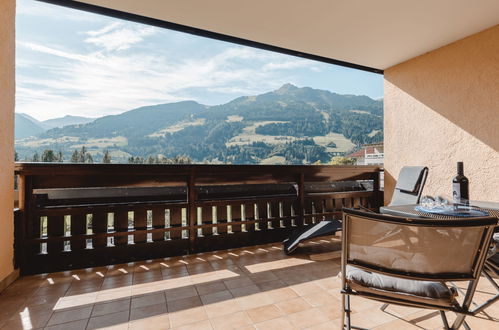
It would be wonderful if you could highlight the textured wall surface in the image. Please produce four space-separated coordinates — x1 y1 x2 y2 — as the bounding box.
384 25 499 204
0 0 16 284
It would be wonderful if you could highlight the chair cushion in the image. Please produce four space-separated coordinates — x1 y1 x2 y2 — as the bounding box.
346 266 457 307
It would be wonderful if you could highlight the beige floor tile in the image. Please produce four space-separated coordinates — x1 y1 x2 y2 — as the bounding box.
210 311 252 330
223 277 254 289
246 304 284 324
96 288 132 303
254 316 296 330
314 277 341 291
275 297 312 315
53 292 97 310
169 306 208 328
44 318 88 330
129 313 170 330
247 272 278 284
347 307 399 329
304 320 342 330
317 305 342 321
174 319 213 330
200 290 233 305
92 298 130 317
256 279 287 291
229 284 261 298
302 291 337 307
195 281 227 296
47 306 92 326
130 302 167 321
165 286 198 302
265 287 298 303
35 283 70 297
204 300 243 319
236 293 274 310
87 310 129 329
167 295 203 313
286 308 330 329
8 303 55 328
372 317 427 329
348 295 383 312
131 292 166 309
289 282 323 296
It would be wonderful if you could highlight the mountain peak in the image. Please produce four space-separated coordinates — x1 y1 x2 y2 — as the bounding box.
275 83 298 94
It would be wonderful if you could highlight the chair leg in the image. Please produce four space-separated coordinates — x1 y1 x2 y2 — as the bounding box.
451 314 467 330
439 311 450 330
341 293 345 330
380 303 389 312
345 295 352 330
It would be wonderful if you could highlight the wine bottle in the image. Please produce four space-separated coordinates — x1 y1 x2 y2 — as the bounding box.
452 162 469 204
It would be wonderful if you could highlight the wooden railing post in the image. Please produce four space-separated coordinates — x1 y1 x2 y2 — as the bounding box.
188 172 197 253
296 172 305 227
372 169 382 209
18 174 38 273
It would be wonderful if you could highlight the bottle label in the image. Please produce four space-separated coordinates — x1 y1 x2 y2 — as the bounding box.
452 183 461 203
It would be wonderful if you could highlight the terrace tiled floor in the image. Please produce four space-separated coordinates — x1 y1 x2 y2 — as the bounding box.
0 237 497 329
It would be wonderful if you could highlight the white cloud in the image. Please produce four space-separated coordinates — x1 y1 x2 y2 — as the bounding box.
16 39 313 120
84 23 157 51
16 15 323 121
263 59 315 71
16 0 100 22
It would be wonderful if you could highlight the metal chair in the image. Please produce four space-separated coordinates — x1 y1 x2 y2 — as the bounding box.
340 208 496 330
389 166 428 206
468 234 499 315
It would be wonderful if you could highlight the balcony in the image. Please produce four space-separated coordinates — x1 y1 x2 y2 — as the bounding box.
14 163 381 275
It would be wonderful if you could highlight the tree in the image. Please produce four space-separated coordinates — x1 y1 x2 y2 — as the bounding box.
85 153 93 163
57 151 64 162
71 150 79 163
79 146 87 163
102 150 111 163
329 156 356 165
14 151 19 162
32 152 40 162
42 149 56 162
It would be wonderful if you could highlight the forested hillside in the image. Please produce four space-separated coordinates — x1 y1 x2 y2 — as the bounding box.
15 84 383 164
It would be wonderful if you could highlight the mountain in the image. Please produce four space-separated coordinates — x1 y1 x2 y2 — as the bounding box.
15 85 383 164
15 113 96 139
43 115 95 129
15 113 46 139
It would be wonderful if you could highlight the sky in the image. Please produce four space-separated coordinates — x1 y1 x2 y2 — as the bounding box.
16 0 384 121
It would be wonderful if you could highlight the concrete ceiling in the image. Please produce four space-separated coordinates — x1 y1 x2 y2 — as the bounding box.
43 0 499 72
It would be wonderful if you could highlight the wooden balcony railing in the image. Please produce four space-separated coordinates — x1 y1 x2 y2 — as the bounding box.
14 163 382 275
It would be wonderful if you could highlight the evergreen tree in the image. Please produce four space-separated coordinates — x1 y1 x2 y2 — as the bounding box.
102 150 111 163
85 153 93 163
32 152 40 162
78 146 87 163
14 151 19 162
71 150 79 163
42 149 56 162
57 151 64 162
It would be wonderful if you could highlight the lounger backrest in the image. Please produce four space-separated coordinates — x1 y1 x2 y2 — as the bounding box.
389 166 428 206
